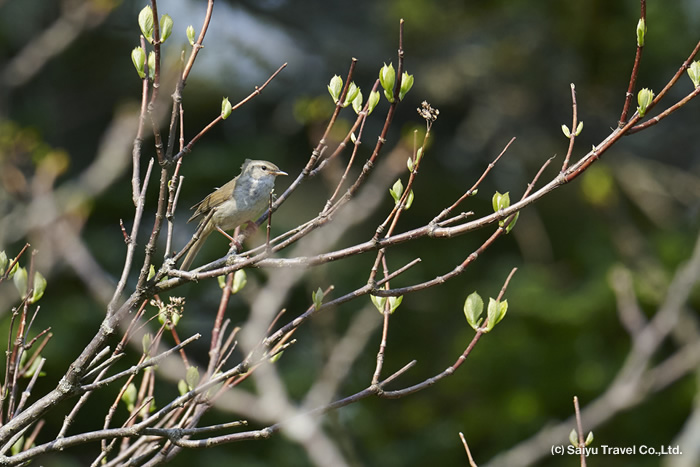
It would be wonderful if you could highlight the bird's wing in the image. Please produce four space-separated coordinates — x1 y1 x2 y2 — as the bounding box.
187 176 238 224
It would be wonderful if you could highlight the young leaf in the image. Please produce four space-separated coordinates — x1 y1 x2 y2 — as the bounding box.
351 91 363 114
569 428 579 447
0 251 7 275
389 179 404 204
688 61 700 88
343 82 360 107
131 46 146 79
13 266 27 300
505 211 520 234
221 97 232 119
585 431 594 446
138 6 155 43
186 25 196 46
561 124 571 138
29 271 46 304
312 287 324 310
370 294 387 313
160 14 173 43
485 298 508 332
379 63 396 102
121 383 137 411
178 379 189 396
403 189 414 210
147 51 156 80
327 75 343 103
637 88 654 117
186 366 200 390
399 71 414 101
269 350 284 363
492 191 510 212
367 90 380 114
636 18 647 47
232 269 247 293
463 292 484 330
388 295 403 314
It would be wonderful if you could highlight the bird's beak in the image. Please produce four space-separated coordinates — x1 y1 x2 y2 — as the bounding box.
272 169 288 176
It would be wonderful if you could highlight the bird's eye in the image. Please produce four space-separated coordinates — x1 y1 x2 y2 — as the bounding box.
262 166 268 171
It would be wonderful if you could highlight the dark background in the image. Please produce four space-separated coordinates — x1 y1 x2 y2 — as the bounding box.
1 0 699 466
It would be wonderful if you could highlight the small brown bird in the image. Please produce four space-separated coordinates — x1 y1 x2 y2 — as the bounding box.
181 159 287 269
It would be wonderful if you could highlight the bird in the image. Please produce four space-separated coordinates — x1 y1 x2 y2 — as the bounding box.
181 159 287 270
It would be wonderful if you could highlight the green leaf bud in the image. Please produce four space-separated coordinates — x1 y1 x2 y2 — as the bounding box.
492 191 510 213
312 287 324 310
232 269 247 294
636 18 646 47
687 61 700 88
485 298 508 332
379 63 396 102
0 251 7 276
269 350 284 363
416 147 424 163
561 124 571 138
186 366 200 390
389 179 404 204
178 379 188 396
367 90 380 115
138 6 155 43
131 46 146 79
351 90 363 114
29 271 46 304
221 97 232 119
327 75 343 103
370 294 386 313
343 82 360 107
13 267 27 300
160 14 173 43
186 25 196 46
505 211 520 234
399 71 414 101
575 121 584 136
585 431 594 446
121 383 137 411
569 429 579 447
464 291 484 331
637 87 654 117
388 295 403 314
147 51 156 80
404 189 414 210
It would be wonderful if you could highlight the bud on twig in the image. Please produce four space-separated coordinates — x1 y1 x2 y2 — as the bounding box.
327 75 342 103
131 47 146 79
138 6 155 44
688 61 700 88
399 71 414 101
186 25 196 46
367 90 380 114
637 87 654 117
636 18 647 47
221 97 232 119
160 14 173 43
379 63 396 102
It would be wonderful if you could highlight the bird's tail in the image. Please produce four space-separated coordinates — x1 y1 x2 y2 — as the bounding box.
181 230 210 270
